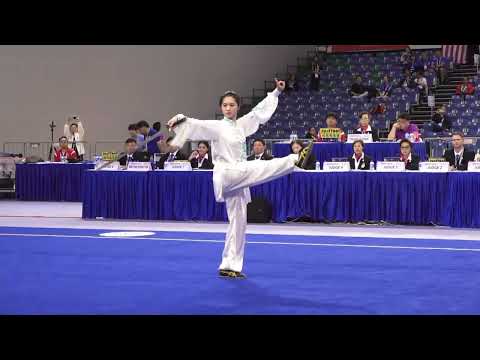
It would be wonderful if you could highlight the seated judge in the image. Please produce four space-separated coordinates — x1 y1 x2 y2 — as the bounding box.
247 138 273 161
349 140 372 170
317 113 347 142
119 138 149 167
290 140 316 170
354 112 379 142
156 136 188 169
305 127 318 140
388 113 421 142
399 139 420 170
443 132 475 171
189 141 214 169
54 136 78 162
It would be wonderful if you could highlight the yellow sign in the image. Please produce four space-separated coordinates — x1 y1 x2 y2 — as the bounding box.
428 158 445 162
101 152 119 161
319 128 341 139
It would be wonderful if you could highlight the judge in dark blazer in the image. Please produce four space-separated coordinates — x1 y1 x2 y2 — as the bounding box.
119 138 150 166
157 136 188 169
399 139 420 170
349 140 372 170
443 132 476 171
290 140 316 170
247 138 273 161
353 112 379 142
189 141 214 169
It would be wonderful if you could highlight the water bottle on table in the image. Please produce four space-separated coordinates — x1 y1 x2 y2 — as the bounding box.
315 161 320 171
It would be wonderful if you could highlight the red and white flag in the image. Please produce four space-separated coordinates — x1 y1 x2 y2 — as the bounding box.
442 45 467 64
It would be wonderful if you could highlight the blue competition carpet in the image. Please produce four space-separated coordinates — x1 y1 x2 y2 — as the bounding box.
1 225 480 314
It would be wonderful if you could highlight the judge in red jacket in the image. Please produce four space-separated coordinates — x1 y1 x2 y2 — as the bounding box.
54 136 78 162
456 77 475 100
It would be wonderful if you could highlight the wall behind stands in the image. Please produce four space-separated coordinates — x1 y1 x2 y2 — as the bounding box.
0 45 311 148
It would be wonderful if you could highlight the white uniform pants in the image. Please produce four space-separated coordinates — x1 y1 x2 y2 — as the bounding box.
218 154 298 272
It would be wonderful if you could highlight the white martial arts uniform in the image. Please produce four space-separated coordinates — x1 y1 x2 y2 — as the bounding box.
170 88 298 272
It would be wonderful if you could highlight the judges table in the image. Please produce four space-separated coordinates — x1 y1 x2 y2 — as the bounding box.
82 170 480 229
272 142 428 168
16 162 95 202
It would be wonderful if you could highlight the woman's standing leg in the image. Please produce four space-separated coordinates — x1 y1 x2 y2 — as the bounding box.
219 189 248 273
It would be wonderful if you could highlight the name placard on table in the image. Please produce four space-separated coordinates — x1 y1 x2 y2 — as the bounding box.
127 162 152 171
95 161 120 171
376 161 405 172
468 162 480 172
346 133 373 143
419 162 450 172
163 161 193 171
322 162 351 172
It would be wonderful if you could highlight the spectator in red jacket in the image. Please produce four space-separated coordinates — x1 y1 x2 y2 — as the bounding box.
456 77 475 100
54 136 78 162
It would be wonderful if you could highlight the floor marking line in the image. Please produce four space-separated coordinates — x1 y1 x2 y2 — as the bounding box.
1 232 480 253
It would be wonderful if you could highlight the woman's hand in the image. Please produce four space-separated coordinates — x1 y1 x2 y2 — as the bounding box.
189 150 198 161
275 78 285 92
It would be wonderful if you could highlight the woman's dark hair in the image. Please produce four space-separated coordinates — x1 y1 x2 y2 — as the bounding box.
398 113 410 121
290 140 305 152
59 136 68 142
128 124 138 131
359 111 370 120
70 123 78 128
400 139 412 149
125 138 137 144
197 141 209 149
352 139 365 150
152 122 161 132
219 91 241 107
137 120 150 129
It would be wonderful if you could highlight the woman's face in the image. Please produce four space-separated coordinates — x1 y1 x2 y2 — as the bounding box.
309 127 316 135
197 143 208 157
221 96 239 120
400 143 411 157
353 143 363 155
359 114 370 127
291 143 302 154
70 124 78 134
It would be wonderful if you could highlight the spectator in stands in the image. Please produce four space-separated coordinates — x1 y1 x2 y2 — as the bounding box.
128 123 145 145
414 71 429 97
305 127 318 140
64 116 85 161
311 55 322 71
119 138 149 167
189 141 214 169
456 77 475 100
318 113 346 142
400 47 413 70
431 105 452 133
310 65 320 92
399 139 420 170
397 69 416 90
413 53 428 73
285 73 298 94
349 140 372 170
290 140 316 170
354 112 379 142
247 139 273 161
54 136 78 162
431 49 449 85
137 120 163 156
443 132 475 171
350 76 368 98
388 113 421 142
377 75 393 98
153 122 162 132
157 136 188 169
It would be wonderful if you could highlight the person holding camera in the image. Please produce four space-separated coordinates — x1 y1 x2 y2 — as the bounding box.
64 115 85 161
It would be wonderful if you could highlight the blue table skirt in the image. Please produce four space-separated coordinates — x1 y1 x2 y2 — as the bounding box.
82 170 480 228
16 162 95 202
272 142 428 168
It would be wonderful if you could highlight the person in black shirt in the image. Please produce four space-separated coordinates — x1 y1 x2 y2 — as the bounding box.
119 138 149 166
247 138 273 161
431 105 452 132
399 139 420 170
189 141 214 169
305 127 318 140
349 140 372 170
290 140 316 170
157 136 188 169
350 76 368 98
310 64 320 92
443 132 476 171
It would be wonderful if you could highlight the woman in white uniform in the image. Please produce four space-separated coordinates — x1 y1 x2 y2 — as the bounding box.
64 116 86 161
164 79 313 279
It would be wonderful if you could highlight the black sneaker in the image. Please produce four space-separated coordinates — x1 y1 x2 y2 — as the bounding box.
219 269 247 279
296 141 314 169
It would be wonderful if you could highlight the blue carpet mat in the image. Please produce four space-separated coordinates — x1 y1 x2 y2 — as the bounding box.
1 226 480 314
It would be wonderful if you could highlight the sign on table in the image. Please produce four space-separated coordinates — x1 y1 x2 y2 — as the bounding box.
419 162 450 172
376 161 405 172
127 162 152 171
468 162 480 172
163 161 193 171
323 162 351 172
346 133 373 143
95 161 120 171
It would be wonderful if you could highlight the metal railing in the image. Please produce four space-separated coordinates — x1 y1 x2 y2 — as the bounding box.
3 141 90 161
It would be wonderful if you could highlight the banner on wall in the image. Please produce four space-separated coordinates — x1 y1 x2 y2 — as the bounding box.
331 45 408 53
